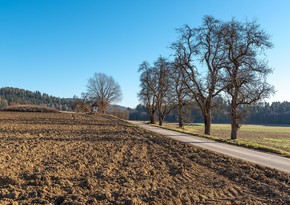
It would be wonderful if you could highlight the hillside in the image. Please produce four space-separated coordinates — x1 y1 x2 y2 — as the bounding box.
0 87 73 111
0 112 289 204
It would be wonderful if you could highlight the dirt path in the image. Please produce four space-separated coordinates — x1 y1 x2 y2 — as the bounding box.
0 112 289 204
129 121 290 174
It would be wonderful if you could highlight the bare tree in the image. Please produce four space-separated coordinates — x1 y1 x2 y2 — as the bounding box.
172 59 189 128
138 58 176 126
172 16 227 135
155 57 176 126
86 73 122 114
138 61 159 124
222 19 275 139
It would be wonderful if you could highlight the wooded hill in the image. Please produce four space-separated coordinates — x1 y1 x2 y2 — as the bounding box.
0 87 73 111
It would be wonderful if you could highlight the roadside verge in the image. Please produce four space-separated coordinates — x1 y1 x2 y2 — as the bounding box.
129 121 290 173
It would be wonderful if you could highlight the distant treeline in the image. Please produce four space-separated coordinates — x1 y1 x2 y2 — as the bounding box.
131 101 290 125
0 87 73 111
1 87 289 124
247 102 290 125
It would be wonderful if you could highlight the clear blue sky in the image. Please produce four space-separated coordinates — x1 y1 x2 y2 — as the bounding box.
0 0 289 108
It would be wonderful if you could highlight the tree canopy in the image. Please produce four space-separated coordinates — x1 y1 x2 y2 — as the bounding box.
86 73 122 113
138 16 274 139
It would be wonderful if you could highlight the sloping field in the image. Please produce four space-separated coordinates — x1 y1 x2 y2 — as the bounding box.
0 112 289 204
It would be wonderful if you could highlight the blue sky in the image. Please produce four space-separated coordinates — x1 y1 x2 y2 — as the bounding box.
0 0 289 108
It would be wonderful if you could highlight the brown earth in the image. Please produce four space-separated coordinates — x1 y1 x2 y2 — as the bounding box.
0 112 289 205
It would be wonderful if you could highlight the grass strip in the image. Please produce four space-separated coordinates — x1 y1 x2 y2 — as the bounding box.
150 123 290 158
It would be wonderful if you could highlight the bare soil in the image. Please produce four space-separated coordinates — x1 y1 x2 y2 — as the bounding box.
0 112 289 204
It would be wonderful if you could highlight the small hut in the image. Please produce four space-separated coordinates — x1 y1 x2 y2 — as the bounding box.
92 102 98 113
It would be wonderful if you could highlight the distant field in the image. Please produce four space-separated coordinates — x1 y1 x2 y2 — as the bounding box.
161 123 290 154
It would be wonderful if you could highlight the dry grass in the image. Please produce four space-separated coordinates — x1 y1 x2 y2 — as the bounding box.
157 122 290 157
0 112 289 204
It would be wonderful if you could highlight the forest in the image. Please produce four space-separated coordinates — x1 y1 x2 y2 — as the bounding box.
0 87 74 111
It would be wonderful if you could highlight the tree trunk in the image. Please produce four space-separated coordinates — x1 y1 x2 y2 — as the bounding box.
230 100 238 140
178 112 183 128
178 104 183 128
231 121 238 140
159 119 163 126
202 99 212 135
203 113 211 135
100 107 106 114
159 113 163 126
150 113 155 124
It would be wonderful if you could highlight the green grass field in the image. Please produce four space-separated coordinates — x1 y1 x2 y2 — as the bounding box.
157 123 290 157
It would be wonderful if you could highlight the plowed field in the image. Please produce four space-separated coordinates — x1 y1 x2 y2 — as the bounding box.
0 112 289 204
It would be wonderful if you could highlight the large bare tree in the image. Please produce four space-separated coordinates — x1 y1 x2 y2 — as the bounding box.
86 73 122 114
172 59 189 128
172 16 227 135
138 58 176 126
138 61 159 124
155 57 176 126
222 19 275 139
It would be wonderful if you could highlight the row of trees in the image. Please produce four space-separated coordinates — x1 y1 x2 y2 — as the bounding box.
138 16 274 139
138 58 188 127
132 101 290 125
